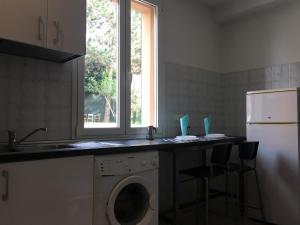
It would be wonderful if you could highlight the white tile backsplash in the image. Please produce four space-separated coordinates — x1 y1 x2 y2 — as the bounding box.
165 62 223 137
221 61 300 136
165 61 300 137
0 53 298 142
0 53 74 142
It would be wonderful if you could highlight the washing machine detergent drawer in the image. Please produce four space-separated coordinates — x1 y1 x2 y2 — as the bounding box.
95 151 159 176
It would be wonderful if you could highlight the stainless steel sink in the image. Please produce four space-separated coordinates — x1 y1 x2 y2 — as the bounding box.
20 144 76 152
0 144 76 153
33 144 76 150
98 142 125 147
0 145 18 153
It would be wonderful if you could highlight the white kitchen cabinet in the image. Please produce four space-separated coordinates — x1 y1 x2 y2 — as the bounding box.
0 0 86 61
0 156 93 225
0 0 47 47
47 0 86 55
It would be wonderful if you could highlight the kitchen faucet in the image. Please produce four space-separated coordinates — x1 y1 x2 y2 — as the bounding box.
8 128 48 151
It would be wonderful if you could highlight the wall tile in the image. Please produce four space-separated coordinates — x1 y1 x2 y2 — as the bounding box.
271 64 290 88
1 56 297 142
248 68 265 85
235 71 249 86
165 62 226 136
0 54 73 142
168 60 297 137
221 62 298 136
290 62 300 88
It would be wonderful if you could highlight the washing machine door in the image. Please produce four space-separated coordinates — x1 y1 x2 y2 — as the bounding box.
107 175 155 225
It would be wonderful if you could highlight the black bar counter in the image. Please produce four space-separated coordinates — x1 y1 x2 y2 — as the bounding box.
0 136 245 225
0 136 245 163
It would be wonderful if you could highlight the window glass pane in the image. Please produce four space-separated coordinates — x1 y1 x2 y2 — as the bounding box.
84 0 119 128
130 0 156 128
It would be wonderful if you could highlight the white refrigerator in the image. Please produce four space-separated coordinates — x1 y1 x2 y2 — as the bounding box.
246 88 300 225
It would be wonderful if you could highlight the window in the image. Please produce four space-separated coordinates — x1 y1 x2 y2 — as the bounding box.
130 0 156 128
84 0 120 128
79 0 159 136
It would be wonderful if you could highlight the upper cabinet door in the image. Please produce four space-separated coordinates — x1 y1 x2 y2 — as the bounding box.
0 0 47 47
47 0 86 55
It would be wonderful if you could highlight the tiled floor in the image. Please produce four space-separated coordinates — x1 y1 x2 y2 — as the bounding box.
203 202 265 225
160 213 265 225
203 214 265 225
160 199 266 225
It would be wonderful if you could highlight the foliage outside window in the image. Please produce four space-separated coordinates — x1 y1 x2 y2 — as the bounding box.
84 0 119 128
83 0 157 131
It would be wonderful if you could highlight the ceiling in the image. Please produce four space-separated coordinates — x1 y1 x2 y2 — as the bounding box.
200 0 296 23
200 0 232 8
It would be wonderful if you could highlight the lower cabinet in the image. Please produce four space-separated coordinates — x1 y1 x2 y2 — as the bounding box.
0 156 93 225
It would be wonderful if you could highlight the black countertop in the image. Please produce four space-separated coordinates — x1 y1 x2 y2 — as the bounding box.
0 136 245 163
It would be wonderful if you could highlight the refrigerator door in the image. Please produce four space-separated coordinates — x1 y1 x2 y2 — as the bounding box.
247 123 299 225
247 90 298 123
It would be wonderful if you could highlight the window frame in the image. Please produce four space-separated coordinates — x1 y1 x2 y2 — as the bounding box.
76 0 163 138
125 0 159 135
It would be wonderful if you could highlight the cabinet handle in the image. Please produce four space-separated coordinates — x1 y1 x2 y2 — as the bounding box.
38 16 44 41
2 170 9 201
53 21 60 46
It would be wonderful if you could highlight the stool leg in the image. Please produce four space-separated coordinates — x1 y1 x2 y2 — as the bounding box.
225 172 229 216
204 177 209 225
235 172 241 222
254 170 265 221
196 178 202 225
239 171 245 216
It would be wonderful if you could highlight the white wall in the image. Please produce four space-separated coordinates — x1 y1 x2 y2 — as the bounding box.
163 0 221 72
220 0 300 73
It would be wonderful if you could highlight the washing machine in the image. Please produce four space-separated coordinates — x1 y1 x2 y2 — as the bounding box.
94 151 159 225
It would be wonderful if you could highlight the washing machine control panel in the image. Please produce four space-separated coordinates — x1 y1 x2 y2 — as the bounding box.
95 151 159 176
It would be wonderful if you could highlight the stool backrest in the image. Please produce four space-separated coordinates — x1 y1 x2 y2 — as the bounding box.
238 142 259 161
211 144 232 165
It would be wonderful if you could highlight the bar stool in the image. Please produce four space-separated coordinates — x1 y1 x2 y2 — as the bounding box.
179 144 232 225
229 142 265 221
